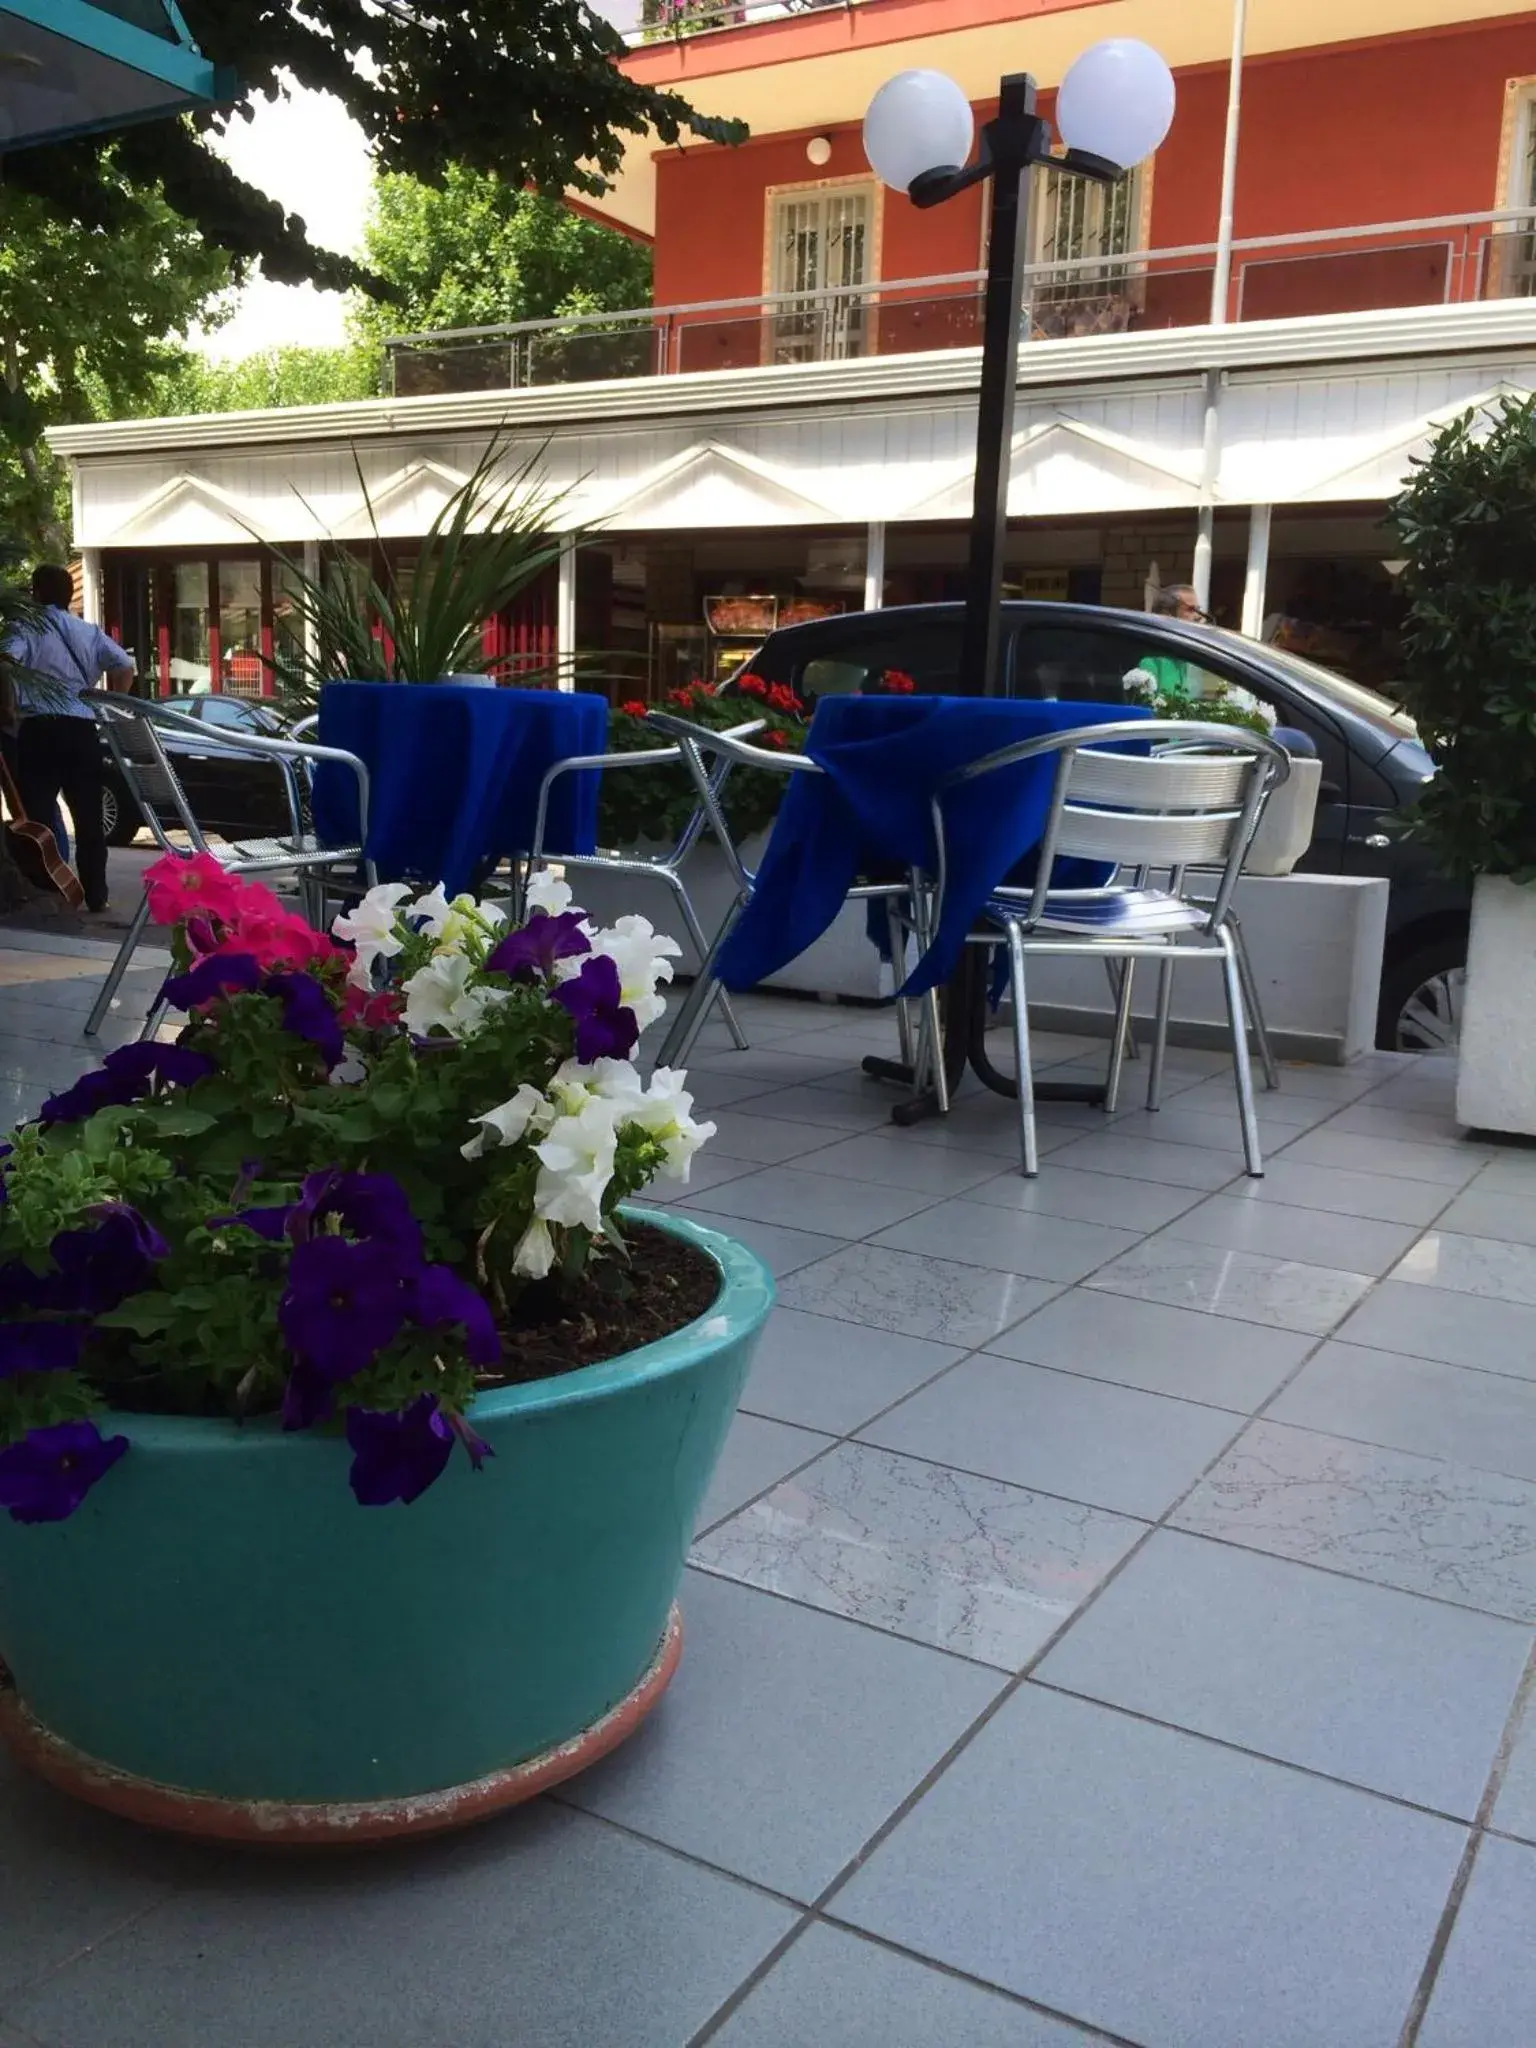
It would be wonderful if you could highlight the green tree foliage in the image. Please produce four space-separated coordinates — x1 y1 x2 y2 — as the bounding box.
350 168 653 348
1390 392 1536 881
134 345 381 419
0 167 229 557
4 2 742 300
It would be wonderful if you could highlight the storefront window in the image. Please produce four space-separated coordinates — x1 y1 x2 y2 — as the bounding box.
218 558 265 694
171 561 211 693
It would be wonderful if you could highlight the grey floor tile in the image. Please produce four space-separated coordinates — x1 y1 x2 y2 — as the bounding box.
1265 1061 1386 1101
796 1132 1007 1197
834 1683 1465 2048
643 1153 761 1205
0 1752 181 2003
1043 1130 1247 1190
732 1084 896 1131
779 1244 1060 1349
710 1922 1089 2048
1170 1077 1341 1128
1394 1231 1536 1309
685 1070 787 1112
694 1439 1143 1670
1175 1419 1536 1622
987 1287 1313 1411
7 1802 795 2048
692 1047 853 1086
962 1162 1203 1232
697 1413 835 1532
737 1309 962 1436
1433 1184 1536 1249
1037 1530 1529 1817
1270 1342 1536 1486
562 1570 1002 1901
1416 1837 1536 2048
1106 1105 1300 1153
1221 1156 1455 1226
1491 1687 1536 1844
1327 1101 1486 1149
891 1104 1078 1162
685 1165 934 1239
1470 1151 1536 1197
1278 1127 1485 1188
1162 1192 1420 1278
666 1209 848 1279
1088 1237 1372 1335
1334 1281 1536 1382
870 1199 1139 1286
861 1353 1238 1519
704 1110 844 1164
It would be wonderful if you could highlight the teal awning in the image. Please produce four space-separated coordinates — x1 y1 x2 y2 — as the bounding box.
0 0 233 151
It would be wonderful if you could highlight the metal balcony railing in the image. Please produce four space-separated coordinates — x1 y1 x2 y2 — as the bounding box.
383 208 1536 400
622 0 860 44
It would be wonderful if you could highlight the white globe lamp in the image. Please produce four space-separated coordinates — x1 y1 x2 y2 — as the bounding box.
1056 37 1176 171
863 69 975 193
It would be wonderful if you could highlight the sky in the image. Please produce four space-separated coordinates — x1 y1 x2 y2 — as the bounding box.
200 2 637 360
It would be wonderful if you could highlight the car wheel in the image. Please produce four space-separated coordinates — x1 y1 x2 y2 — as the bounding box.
1377 938 1467 1054
101 778 139 847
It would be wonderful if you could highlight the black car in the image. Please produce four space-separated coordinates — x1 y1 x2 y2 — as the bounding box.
100 693 295 847
728 601 1463 1052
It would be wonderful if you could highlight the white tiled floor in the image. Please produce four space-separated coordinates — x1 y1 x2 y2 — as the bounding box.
3 942 1535 2048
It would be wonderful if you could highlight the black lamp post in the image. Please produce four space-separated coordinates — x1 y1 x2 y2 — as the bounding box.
864 42 1176 695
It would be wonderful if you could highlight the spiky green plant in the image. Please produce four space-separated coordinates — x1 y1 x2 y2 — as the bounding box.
265 440 580 714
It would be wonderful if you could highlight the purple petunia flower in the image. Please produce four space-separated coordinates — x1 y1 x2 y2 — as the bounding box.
39 1042 214 1128
161 950 263 1012
406 1264 502 1367
552 953 639 1064
345 1395 455 1507
264 971 346 1070
280 1360 336 1432
0 1321 87 1379
487 910 591 983
0 1419 128 1524
278 1235 409 1381
49 1204 169 1315
218 1170 424 1260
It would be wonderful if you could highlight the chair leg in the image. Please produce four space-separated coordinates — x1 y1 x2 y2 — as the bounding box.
1148 956 1177 1111
1219 927 1265 1177
1006 922 1039 1176
85 892 153 1038
1231 915 1280 1092
907 882 950 1117
1104 958 1137 1113
138 995 170 1044
1105 960 1141 1062
656 895 748 1070
664 875 749 1053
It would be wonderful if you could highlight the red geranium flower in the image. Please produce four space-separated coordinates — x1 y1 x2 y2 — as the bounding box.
883 669 917 694
667 686 698 708
735 672 768 697
619 699 648 718
762 728 791 748
766 683 805 716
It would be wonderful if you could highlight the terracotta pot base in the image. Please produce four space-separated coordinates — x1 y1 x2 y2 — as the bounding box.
0 1603 682 1846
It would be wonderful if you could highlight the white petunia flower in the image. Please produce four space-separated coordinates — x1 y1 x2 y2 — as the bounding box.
401 951 506 1040
551 1056 646 1110
533 1094 622 1234
408 884 508 955
461 1082 550 1160
587 914 682 1031
622 1067 716 1182
525 869 574 918
512 1217 556 1279
333 882 412 989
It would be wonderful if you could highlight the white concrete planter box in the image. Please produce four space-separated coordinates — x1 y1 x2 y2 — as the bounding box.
1247 758 1322 877
1456 874 1536 1136
570 847 1388 1066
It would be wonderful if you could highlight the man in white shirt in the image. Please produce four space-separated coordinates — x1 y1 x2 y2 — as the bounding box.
3 564 135 911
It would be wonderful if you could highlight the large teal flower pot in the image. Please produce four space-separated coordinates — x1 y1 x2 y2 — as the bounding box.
0 1214 772 1843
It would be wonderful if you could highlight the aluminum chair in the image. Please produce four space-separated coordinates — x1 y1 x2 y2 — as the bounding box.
934 718 1290 1178
641 711 931 1087
83 693 374 1039
523 718 768 1053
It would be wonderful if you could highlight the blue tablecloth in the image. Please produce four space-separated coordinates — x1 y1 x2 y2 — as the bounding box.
312 683 607 897
718 695 1150 995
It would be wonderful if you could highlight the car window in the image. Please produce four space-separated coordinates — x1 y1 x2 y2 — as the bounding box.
792 624 960 698
200 695 262 729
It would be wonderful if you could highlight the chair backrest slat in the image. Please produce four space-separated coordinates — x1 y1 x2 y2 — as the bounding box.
85 694 208 853
1055 804 1246 867
1066 748 1251 810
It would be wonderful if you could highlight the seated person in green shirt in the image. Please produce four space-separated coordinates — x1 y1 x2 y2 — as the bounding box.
1138 583 1210 701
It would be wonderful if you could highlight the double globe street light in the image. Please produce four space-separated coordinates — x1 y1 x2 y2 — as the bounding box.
864 41 1177 695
